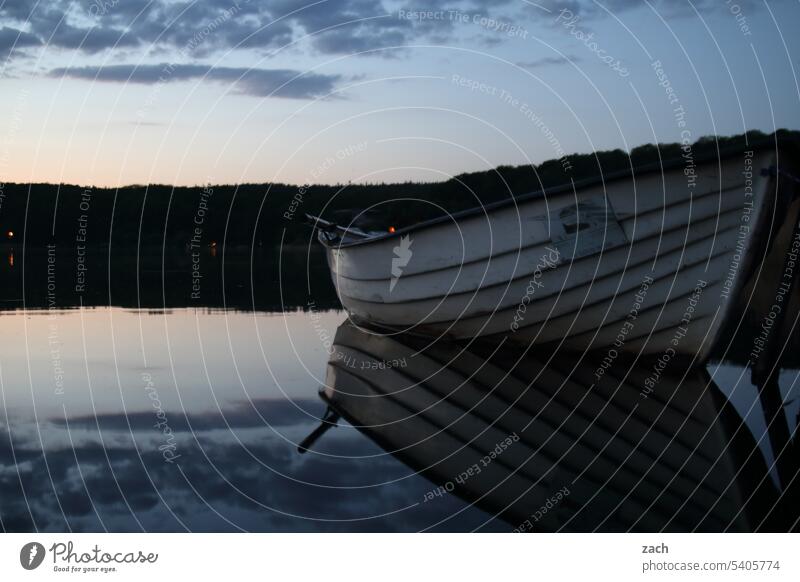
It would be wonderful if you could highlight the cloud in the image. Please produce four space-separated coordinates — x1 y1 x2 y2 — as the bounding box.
0 0 785 63
0 27 42 49
0 26 42 61
1 0 785 88
0 0 462 61
540 0 767 19
0 0 409 58
516 55 580 68
277 1 419 56
49 63 342 99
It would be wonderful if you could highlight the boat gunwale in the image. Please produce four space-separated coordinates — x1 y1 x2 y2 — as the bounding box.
326 180 746 283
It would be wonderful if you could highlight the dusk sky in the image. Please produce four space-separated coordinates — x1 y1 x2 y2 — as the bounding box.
1 0 798 187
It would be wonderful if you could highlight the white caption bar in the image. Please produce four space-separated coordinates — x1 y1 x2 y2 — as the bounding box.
0 533 796 581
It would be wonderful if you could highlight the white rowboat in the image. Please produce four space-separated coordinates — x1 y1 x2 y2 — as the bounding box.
312 142 800 359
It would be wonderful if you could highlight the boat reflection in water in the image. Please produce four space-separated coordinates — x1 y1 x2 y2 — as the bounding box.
311 321 794 532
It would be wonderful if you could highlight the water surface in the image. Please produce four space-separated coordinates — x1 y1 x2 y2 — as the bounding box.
1 306 510 531
0 249 797 532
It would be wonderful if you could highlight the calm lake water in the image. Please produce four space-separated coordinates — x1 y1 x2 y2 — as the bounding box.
0 249 797 532
0 307 514 532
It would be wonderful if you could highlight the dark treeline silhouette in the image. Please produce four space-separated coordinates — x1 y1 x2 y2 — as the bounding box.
0 129 794 250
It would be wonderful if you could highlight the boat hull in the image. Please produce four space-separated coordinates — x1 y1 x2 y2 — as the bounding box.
321 149 795 358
